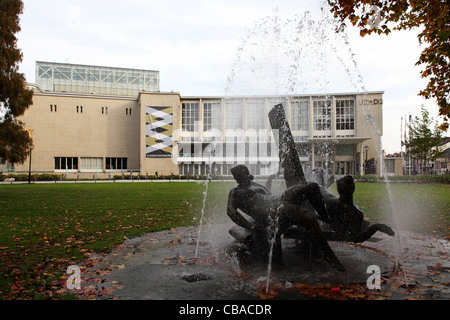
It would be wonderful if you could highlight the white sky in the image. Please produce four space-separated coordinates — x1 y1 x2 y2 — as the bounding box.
17 0 444 154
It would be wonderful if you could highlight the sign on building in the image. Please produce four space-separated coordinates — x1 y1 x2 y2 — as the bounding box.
145 106 173 158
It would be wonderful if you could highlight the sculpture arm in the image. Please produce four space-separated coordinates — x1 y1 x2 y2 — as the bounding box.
227 191 254 230
265 173 278 191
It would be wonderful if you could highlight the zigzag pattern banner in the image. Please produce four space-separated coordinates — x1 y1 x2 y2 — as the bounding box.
146 106 173 158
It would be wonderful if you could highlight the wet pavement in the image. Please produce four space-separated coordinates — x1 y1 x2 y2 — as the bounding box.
76 222 449 301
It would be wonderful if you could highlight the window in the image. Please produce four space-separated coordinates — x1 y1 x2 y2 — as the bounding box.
336 99 355 130
77 106 83 113
336 144 355 156
291 101 309 131
101 71 113 83
246 101 265 130
128 72 143 85
55 157 78 170
53 67 71 80
313 100 331 131
384 159 396 174
38 66 52 79
115 72 127 84
126 108 132 115
81 157 102 170
182 102 199 132
102 107 108 114
106 157 127 170
73 68 86 81
203 102 221 131
224 101 243 130
87 70 100 82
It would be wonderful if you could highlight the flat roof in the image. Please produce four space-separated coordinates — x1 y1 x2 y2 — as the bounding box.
181 91 384 100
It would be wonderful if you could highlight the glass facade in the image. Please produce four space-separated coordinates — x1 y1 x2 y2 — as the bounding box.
313 100 332 131
336 99 355 130
182 102 199 132
224 101 243 130
177 95 368 177
291 100 309 131
246 101 266 130
203 102 221 131
36 61 160 96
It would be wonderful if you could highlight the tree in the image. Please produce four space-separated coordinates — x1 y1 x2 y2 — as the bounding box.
406 105 443 173
327 0 450 131
0 0 33 164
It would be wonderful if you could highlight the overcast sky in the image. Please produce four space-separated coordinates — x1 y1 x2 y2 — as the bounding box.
17 0 443 154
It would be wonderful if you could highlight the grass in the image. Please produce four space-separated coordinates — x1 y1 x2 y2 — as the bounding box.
0 180 448 299
0 182 208 299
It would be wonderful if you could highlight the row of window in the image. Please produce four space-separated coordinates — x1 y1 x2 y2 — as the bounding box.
182 99 355 132
54 157 128 170
179 160 359 177
49 105 132 115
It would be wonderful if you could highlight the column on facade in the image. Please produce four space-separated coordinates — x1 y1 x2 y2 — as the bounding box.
308 97 314 170
331 97 336 139
360 143 364 175
308 96 314 139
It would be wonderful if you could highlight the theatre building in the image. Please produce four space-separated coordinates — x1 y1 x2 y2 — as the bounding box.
12 61 384 178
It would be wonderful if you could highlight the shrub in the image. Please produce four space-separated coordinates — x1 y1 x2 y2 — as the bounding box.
353 174 449 184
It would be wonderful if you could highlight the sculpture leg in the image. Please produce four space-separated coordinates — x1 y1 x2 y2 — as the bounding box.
352 223 395 243
279 203 345 271
280 183 329 223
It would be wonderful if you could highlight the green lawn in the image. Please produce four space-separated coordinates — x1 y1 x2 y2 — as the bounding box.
0 181 448 299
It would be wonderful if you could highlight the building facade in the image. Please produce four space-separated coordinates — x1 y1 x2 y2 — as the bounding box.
12 63 384 179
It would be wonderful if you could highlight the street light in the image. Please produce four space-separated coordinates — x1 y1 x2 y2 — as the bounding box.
364 145 369 175
27 143 34 184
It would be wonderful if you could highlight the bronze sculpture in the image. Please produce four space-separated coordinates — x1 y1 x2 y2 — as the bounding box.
227 164 346 271
226 104 395 272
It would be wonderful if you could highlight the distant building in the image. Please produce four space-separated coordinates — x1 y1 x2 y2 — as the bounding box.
11 62 385 178
383 152 404 176
434 137 450 174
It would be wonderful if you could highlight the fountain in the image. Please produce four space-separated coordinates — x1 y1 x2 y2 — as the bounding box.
225 104 396 293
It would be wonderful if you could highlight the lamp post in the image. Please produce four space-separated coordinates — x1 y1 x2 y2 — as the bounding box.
364 145 369 175
27 143 34 184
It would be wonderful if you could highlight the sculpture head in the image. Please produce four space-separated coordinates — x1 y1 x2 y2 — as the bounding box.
231 164 254 186
336 175 355 203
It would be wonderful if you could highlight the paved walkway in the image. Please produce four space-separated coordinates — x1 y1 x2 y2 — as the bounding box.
74 223 449 300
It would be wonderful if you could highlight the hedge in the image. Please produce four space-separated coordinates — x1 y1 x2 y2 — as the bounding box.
0 173 62 182
353 174 450 184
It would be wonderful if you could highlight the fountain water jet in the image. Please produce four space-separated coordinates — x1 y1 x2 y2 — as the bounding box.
265 205 281 294
194 144 216 259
